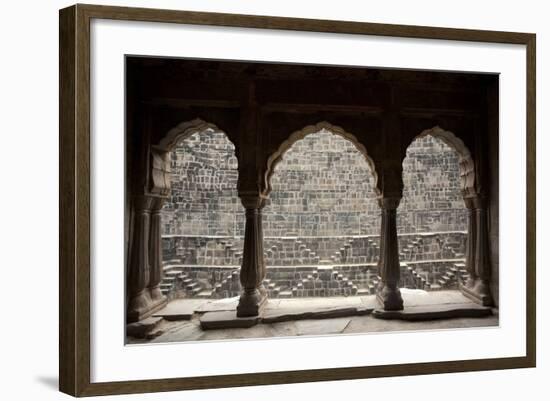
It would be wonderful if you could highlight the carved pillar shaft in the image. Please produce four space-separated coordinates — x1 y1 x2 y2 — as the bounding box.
127 196 153 322
148 197 167 303
237 195 268 317
460 196 493 306
464 206 477 287
377 197 404 311
473 206 492 298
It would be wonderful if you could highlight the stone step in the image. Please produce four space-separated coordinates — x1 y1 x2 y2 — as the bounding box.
186 282 201 291
454 262 466 268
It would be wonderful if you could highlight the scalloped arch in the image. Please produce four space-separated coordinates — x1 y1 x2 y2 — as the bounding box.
155 118 235 151
149 118 238 197
264 122 379 196
407 126 476 198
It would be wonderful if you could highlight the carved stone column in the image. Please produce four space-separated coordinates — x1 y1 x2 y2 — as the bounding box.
236 194 268 317
377 197 404 310
463 198 478 288
460 196 493 306
148 197 168 308
127 195 153 323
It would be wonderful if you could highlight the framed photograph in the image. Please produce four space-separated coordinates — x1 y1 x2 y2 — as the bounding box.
59 4 536 397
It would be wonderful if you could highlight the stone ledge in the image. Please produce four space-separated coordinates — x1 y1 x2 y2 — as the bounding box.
126 316 163 338
262 305 372 324
372 303 492 321
200 311 260 330
153 299 207 321
199 304 374 329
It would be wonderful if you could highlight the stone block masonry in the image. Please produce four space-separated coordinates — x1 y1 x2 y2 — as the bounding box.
265 130 380 236
399 135 467 233
161 129 244 236
160 129 469 299
160 231 467 299
162 129 467 238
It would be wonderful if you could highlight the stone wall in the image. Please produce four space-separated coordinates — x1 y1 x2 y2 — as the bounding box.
161 129 244 236
163 232 466 267
399 135 467 233
265 130 380 236
160 231 467 298
162 129 467 238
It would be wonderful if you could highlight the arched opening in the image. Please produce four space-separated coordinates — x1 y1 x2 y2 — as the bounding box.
264 125 381 298
397 128 471 292
159 124 244 300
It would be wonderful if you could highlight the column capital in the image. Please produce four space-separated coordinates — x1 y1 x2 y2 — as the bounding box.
239 192 268 209
377 196 401 210
463 193 486 209
133 194 155 211
150 196 167 211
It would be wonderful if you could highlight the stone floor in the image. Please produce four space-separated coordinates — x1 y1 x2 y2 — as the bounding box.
126 289 498 344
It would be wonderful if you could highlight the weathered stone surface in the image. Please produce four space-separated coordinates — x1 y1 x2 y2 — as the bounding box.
200 311 260 330
400 289 471 306
150 321 204 343
269 296 362 309
200 324 274 341
372 303 492 321
360 295 379 309
262 305 372 324
344 313 498 334
126 316 163 338
293 317 351 336
194 297 239 313
153 299 207 321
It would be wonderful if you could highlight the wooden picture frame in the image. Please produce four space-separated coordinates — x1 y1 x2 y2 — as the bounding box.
59 3 536 397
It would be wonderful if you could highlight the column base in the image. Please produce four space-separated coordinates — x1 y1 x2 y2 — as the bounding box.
376 285 404 311
149 285 167 304
127 289 168 323
460 280 493 306
236 289 268 317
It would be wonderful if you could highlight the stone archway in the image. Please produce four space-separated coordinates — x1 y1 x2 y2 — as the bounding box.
410 126 476 199
264 127 381 298
149 119 235 196
264 122 380 197
127 119 239 322
398 131 469 292
401 126 492 306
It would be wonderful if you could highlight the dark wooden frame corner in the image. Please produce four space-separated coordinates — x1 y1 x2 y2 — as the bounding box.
59 3 536 397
